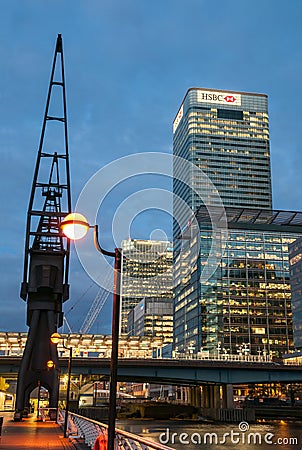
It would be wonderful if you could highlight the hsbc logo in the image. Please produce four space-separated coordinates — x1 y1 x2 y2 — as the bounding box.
197 90 241 106
224 95 236 103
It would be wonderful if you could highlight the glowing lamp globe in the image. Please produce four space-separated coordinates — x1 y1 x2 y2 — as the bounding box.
50 332 61 345
61 213 90 240
46 360 55 369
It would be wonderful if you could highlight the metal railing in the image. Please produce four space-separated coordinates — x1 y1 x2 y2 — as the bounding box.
58 409 174 450
175 352 272 363
1 353 273 363
38 407 58 422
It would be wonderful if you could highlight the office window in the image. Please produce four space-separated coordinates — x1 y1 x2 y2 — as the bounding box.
217 109 244 120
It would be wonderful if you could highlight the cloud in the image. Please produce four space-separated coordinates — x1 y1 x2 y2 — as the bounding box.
1 0 302 332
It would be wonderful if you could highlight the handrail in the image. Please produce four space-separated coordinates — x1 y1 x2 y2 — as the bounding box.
58 409 175 449
38 407 57 422
0 354 272 363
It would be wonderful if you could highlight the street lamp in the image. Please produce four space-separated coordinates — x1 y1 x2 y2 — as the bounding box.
217 341 222 359
50 332 72 438
60 213 121 450
187 345 195 358
46 360 55 369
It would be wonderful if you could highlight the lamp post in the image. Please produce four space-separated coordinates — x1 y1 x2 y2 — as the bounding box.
50 332 72 438
37 380 41 419
217 341 221 360
60 213 121 450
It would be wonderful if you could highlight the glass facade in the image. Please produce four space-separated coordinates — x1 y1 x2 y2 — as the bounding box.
289 237 302 350
121 239 173 333
172 88 302 361
127 298 173 343
173 88 272 212
174 207 302 358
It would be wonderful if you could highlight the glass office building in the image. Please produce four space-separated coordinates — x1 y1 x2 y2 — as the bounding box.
173 88 272 213
121 239 173 334
127 297 173 343
174 207 302 358
289 237 302 350
171 87 302 359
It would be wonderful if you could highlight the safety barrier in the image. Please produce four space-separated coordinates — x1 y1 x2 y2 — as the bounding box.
201 407 255 422
58 409 174 449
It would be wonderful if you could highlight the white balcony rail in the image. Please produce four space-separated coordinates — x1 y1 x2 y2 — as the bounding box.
175 352 272 363
58 409 174 450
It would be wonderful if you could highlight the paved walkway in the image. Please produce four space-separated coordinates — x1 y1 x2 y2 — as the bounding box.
0 412 86 450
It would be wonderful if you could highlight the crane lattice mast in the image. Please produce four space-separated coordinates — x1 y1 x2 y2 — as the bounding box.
80 266 113 334
14 34 71 420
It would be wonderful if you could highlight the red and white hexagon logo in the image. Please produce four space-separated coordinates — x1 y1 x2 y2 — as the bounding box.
224 95 236 103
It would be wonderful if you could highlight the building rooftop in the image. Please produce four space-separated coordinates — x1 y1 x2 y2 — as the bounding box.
194 206 302 233
187 86 268 97
0 332 165 358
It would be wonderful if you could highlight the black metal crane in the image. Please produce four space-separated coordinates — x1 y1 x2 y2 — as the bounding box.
14 34 71 420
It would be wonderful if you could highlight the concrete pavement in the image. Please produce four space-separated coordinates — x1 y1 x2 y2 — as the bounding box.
0 412 88 450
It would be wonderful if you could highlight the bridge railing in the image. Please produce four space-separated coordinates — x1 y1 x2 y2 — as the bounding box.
1 351 272 363
58 409 174 450
175 352 272 363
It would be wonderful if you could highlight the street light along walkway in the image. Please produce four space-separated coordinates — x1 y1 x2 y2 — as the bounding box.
60 214 122 450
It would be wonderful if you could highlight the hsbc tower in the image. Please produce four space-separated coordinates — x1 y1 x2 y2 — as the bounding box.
173 87 272 214
172 89 299 359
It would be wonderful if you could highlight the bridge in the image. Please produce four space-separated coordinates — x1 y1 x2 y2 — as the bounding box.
2 356 302 385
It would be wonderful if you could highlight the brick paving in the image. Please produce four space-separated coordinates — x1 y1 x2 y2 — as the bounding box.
0 412 86 450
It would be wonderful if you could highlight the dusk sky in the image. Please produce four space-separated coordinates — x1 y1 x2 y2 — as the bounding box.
1 0 302 333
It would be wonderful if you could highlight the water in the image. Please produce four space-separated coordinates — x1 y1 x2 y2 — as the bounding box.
116 419 302 449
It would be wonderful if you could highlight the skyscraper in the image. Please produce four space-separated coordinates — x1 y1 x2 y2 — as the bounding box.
173 88 272 211
127 297 173 343
120 239 173 334
172 87 302 358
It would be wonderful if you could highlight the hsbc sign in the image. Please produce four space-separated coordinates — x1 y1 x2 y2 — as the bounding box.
173 104 184 133
197 90 241 106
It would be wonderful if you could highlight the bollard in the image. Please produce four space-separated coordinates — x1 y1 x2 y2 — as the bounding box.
93 434 107 450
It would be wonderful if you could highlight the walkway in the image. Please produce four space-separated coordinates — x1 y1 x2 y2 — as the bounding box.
0 412 88 450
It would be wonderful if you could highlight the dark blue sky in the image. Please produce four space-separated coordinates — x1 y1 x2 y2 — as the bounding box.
1 0 302 332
